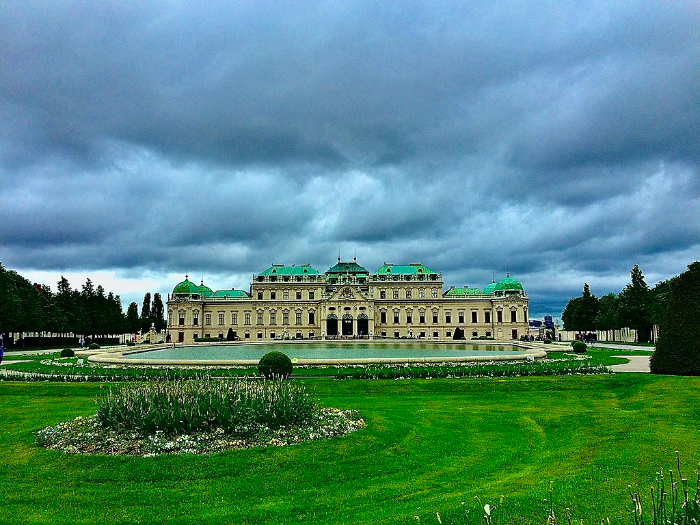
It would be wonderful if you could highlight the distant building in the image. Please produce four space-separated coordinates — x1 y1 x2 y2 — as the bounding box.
167 258 529 343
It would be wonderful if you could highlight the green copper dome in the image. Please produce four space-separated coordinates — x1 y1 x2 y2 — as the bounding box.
173 276 199 296
495 274 524 292
482 281 497 295
198 281 214 297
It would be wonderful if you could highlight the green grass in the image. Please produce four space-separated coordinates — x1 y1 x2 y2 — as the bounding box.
1 374 700 524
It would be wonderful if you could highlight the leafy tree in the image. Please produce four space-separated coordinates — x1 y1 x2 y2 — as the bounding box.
651 276 679 325
0 263 22 333
650 262 700 375
562 283 598 332
595 293 620 336
618 265 654 342
152 293 165 331
125 302 140 334
141 292 152 333
561 297 580 331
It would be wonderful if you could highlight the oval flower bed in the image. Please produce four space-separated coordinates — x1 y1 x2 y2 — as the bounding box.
36 377 364 457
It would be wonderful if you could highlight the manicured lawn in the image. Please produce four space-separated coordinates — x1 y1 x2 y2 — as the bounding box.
1 374 699 524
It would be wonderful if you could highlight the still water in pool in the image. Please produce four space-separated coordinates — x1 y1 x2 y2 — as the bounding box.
124 342 525 361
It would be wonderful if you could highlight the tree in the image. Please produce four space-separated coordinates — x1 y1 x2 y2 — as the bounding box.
651 276 679 325
575 283 599 331
140 292 152 333
650 262 700 375
126 302 140 334
618 265 654 342
561 283 599 333
595 293 620 337
152 293 165 331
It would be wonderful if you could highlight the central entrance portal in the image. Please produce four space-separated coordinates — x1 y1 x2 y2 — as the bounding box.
326 314 338 337
342 314 353 336
357 313 369 337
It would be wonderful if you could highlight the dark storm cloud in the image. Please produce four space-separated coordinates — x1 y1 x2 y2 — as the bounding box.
1 1 698 318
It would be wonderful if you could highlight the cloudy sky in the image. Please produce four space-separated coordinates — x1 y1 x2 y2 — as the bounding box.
1 1 698 319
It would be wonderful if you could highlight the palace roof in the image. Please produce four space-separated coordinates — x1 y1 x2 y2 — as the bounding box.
374 263 437 275
257 264 320 276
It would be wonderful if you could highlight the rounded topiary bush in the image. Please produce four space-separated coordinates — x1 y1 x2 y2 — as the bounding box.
543 339 552 344
258 351 293 380
88 343 100 350
61 348 75 357
126 341 136 347
572 340 587 353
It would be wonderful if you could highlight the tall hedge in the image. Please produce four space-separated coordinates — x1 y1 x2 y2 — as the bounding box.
650 262 700 376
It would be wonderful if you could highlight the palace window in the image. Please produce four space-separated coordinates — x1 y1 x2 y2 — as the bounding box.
393 311 400 324
511 310 517 323
218 313 224 325
459 312 465 324
283 291 289 300
436 331 441 338
257 332 263 339
283 312 289 325
257 312 264 325
380 290 386 299
406 312 413 324
471 311 478 323
472 331 478 337
245 332 250 339
295 312 302 325
231 312 238 325
393 289 399 299
257 291 263 300
485 311 491 323
431 289 438 298
497 310 503 323
308 312 315 324
380 311 387 324
419 312 426 324
270 312 277 325
270 291 276 300
179 313 185 326
296 291 302 300
419 288 425 299
192 313 198 326
244 312 251 325
309 291 315 300
445 312 452 324
406 290 412 299
432 313 438 324
205 313 211 326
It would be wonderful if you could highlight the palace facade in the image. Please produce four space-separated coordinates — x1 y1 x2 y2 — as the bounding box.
166 259 528 343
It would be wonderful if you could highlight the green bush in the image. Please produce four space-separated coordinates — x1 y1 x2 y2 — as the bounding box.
96 377 316 435
126 342 136 347
572 340 587 353
543 339 552 344
60 348 75 357
194 337 220 342
88 343 100 350
651 261 700 375
258 351 293 380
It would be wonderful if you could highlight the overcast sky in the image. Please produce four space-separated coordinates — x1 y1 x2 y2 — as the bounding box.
1 1 698 320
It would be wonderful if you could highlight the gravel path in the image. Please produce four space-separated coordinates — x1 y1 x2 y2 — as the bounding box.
609 355 652 373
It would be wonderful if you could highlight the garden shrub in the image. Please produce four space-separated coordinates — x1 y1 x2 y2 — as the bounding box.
572 340 587 353
88 343 100 350
126 342 136 346
96 377 316 435
650 261 700 376
60 348 75 357
258 351 293 380
543 339 552 344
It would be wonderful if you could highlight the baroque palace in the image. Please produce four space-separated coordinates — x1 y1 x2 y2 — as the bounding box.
166 259 528 343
